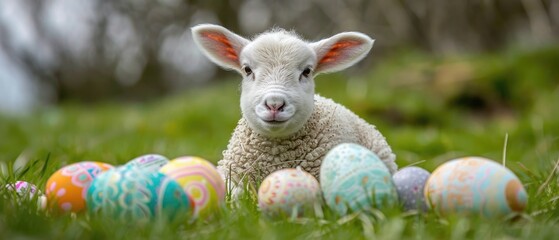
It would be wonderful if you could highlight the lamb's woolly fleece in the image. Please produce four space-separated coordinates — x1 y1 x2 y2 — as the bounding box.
218 94 397 186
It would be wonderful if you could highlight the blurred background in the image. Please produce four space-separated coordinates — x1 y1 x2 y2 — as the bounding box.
1 0 558 115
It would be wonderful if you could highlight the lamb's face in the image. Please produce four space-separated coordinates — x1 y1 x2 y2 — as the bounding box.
238 33 316 137
192 24 374 138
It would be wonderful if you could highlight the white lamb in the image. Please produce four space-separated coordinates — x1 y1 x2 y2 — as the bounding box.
191 24 397 194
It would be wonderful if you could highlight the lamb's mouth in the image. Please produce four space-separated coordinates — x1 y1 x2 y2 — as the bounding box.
263 119 288 125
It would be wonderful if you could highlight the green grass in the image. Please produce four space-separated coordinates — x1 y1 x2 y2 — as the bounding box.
0 46 558 239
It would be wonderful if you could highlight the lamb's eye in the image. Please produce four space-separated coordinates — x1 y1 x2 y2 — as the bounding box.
301 67 312 79
243 66 253 76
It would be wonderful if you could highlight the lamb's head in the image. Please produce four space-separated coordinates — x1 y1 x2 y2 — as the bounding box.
192 24 373 137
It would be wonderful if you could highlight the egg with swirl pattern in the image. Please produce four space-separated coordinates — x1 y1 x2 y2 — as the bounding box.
86 165 193 222
46 161 114 213
159 156 226 219
424 156 528 218
320 143 398 216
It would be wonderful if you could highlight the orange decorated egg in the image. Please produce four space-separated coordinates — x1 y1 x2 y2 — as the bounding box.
45 161 113 213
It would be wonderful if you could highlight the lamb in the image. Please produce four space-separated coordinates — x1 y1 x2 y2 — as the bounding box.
191 24 397 193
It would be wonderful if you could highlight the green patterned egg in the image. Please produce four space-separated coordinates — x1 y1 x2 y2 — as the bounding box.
320 143 398 216
87 165 193 222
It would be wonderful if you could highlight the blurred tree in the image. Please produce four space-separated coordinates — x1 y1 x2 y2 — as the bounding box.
0 0 557 114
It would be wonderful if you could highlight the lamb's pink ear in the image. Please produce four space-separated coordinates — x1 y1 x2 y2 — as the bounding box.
310 32 374 74
191 24 250 72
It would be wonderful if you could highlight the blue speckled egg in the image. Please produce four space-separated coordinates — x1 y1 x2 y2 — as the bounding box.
392 166 430 211
125 154 169 172
87 165 193 222
425 157 528 218
320 143 398 215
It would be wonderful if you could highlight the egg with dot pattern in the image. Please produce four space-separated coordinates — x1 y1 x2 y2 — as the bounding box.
320 143 398 216
258 168 321 217
46 161 113 213
87 165 193 222
424 157 528 218
393 166 430 211
159 156 225 219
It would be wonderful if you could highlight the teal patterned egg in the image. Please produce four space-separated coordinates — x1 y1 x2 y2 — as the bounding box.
425 157 528 218
87 165 193 222
320 143 398 215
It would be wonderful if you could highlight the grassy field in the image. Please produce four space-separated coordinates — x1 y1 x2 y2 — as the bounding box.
0 47 558 239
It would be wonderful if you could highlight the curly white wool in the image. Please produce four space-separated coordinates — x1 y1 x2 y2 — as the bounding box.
219 95 397 186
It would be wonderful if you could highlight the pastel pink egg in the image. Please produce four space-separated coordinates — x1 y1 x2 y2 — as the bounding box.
258 168 321 217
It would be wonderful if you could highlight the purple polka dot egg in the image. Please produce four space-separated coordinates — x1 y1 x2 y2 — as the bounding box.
392 166 430 211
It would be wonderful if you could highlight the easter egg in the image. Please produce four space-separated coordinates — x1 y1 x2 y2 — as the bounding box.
87 165 193 222
320 143 398 216
159 156 225 218
258 168 321 217
38 195 48 210
424 156 528 217
4 181 47 210
5 181 40 199
126 154 169 172
392 166 430 211
46 161 113 213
